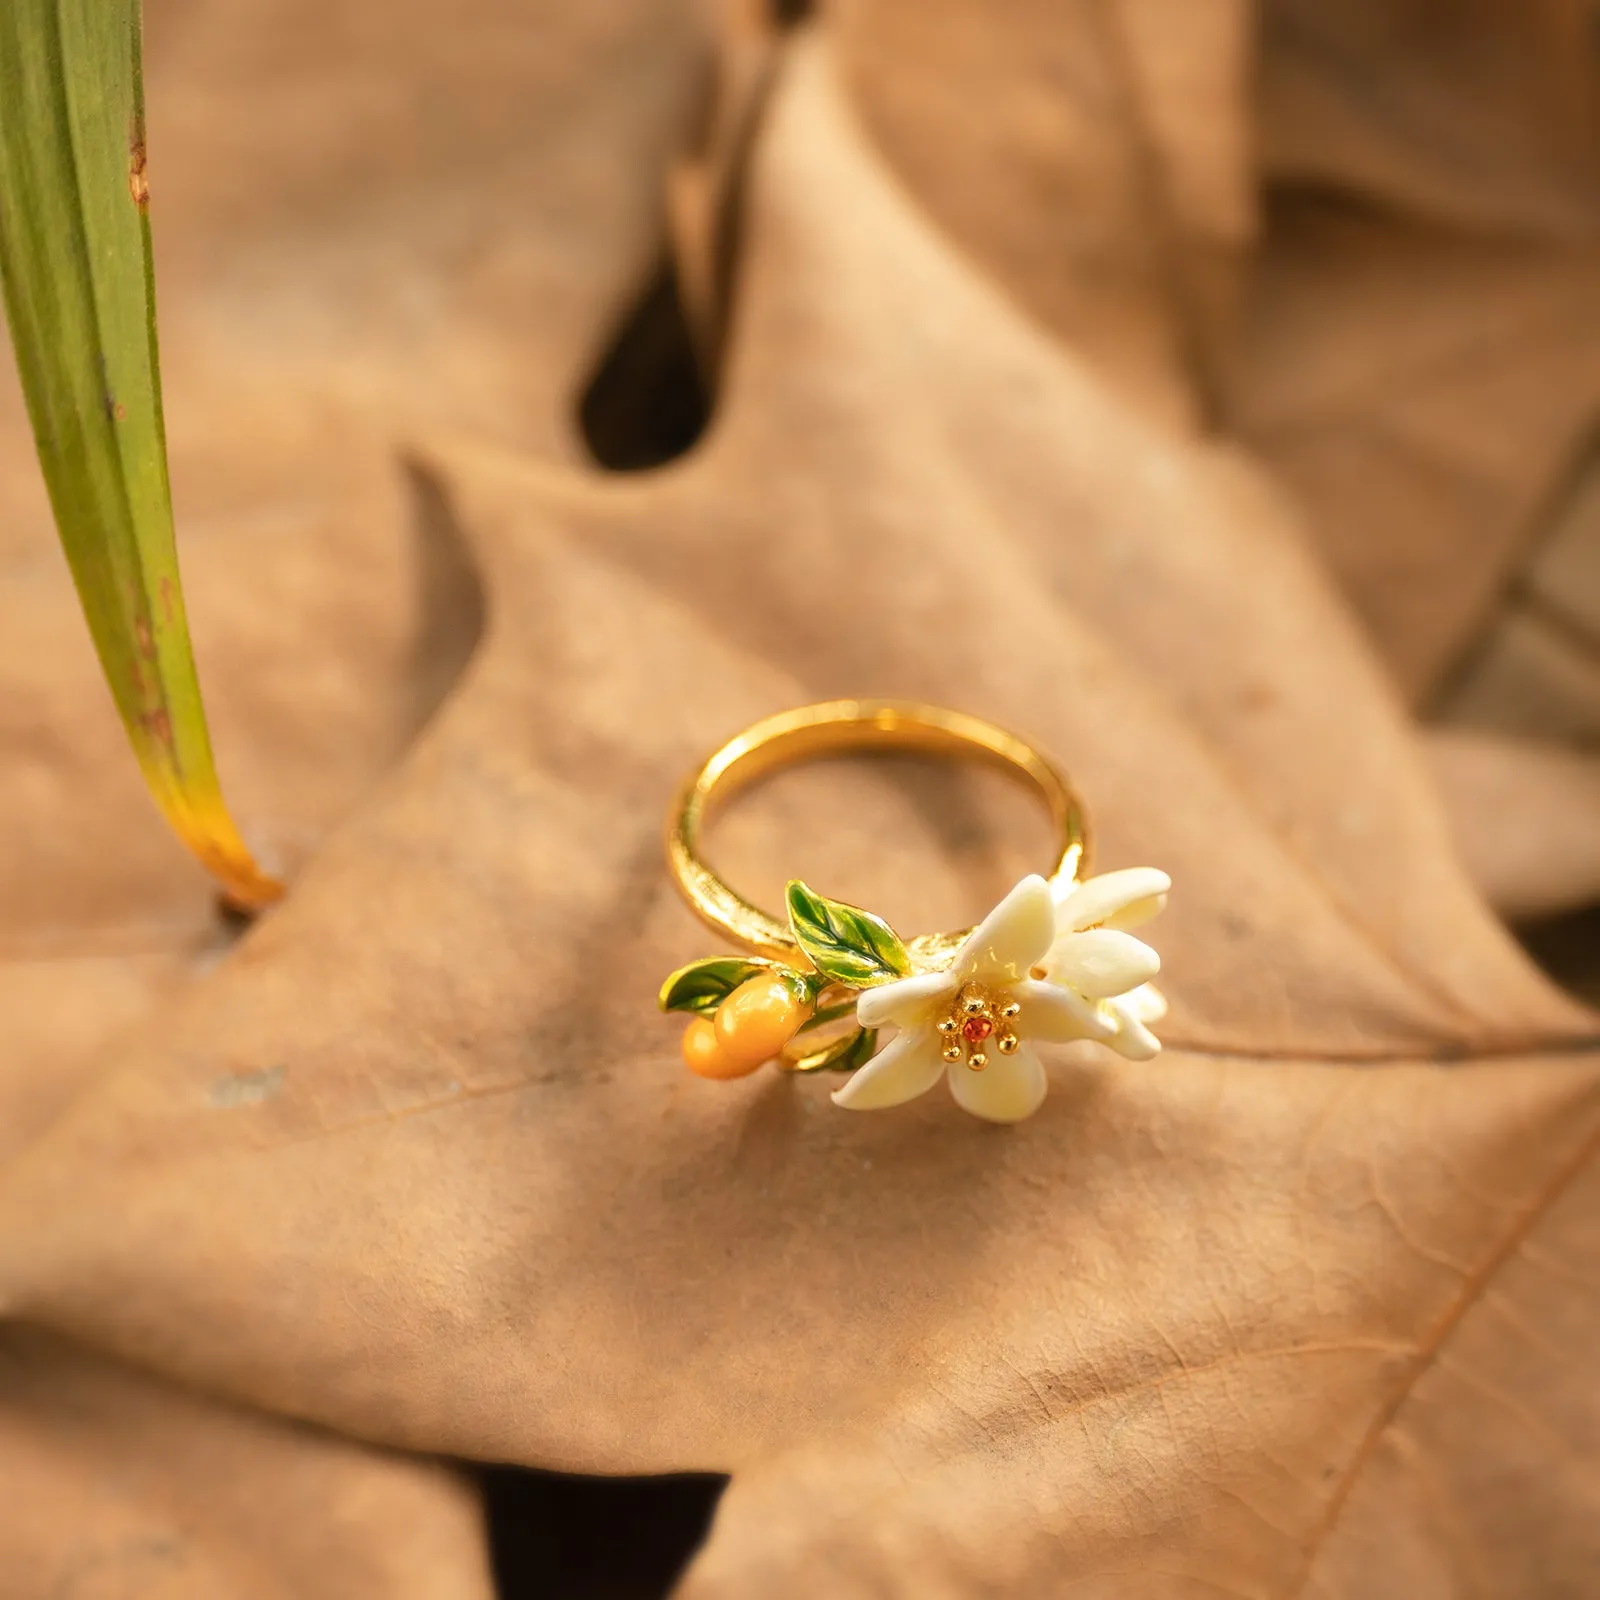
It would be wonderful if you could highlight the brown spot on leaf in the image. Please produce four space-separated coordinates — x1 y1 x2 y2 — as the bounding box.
134 617 155 659
159 577 176 625
207 1066 285 1110
140 709 173 745
129 142 149 209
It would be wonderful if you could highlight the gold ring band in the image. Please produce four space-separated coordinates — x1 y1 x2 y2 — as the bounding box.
666 699 1089 973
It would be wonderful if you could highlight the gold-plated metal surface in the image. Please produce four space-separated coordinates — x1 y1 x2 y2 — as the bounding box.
666 699 1089 974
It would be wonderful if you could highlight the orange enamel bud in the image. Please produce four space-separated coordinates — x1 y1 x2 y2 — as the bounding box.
682 1015 760 1080
714 974 807 1070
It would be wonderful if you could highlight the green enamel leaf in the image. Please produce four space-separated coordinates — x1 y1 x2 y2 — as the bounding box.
786 1024 879 1075
0 0 280 908
795 998 859 1035
659 957 770 1016
785 880 912 988
658 956 814 1016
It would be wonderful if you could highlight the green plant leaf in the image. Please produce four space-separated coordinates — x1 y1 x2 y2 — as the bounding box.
785 1024 880 1075
0 0 281 909
785 880 911 988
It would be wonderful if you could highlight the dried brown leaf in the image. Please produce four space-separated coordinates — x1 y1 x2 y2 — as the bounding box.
1440 442 1600 752
1259 0 1600 237
0 1329 492 1600
1428 729 1600 922
0 5 705 1583
827 0 1254 425
0 35 1597 1600
1221 200 1600 705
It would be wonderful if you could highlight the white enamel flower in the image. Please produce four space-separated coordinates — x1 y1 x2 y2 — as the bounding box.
1044 866 1171 1062
833 869 1169 1123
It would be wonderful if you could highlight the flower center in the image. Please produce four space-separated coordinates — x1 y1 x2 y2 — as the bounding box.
938 983 1021 1072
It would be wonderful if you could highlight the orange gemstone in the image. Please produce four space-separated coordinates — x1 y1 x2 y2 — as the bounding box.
962 1015 994 1044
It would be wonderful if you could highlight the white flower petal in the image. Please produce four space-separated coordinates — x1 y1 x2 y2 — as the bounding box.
1105 993 1162 1060
1122 983 1167 1024
1053 867 1171 933
831 1030 946 1111
946 1041 1048 1123
1044 927 1160 999
1008 978 1114 1042
855 970 955 1029
954 875 1056 984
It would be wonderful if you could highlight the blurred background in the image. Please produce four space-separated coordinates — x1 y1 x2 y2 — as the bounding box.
2 1 1598 1595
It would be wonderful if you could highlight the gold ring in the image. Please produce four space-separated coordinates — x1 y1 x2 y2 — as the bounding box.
660 700 1171 1124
